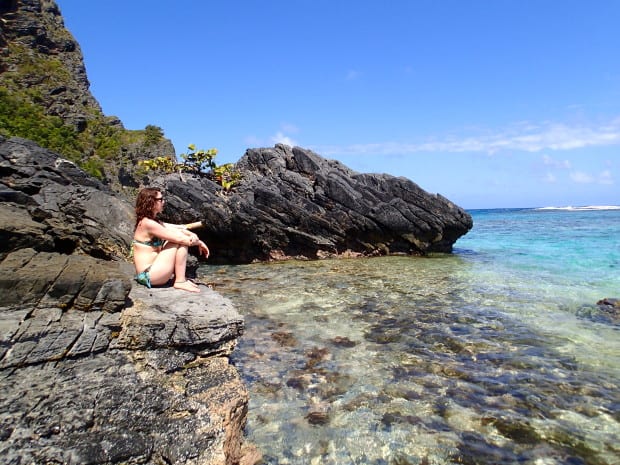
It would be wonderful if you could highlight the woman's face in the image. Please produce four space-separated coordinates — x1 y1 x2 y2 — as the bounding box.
153 191 165 215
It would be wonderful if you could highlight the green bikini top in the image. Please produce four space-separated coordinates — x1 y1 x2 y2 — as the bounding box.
132 237 165 248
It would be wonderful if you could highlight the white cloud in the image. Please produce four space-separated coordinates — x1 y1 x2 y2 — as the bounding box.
568 169 614 185
271 131 297 147
570 171 594 183
599 169 614 185
246 123 300 148
315 117 620 156
542 154 571 169
544 172 557 183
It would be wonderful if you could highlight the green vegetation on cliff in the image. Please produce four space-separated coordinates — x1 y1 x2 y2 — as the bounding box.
0 83 168 180
0 40 172 183
0 86 82 160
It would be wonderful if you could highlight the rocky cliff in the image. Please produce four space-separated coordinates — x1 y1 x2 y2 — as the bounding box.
157 144 473 264
0 0 175 188
0 0 101 129
0 136 259 464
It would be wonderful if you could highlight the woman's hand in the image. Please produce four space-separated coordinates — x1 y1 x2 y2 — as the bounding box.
197 240 210 258
178 227 208 257
186 232 199 246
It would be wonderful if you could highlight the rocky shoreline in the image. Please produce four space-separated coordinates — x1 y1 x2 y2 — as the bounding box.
0 277 258 464
0 136 260 464
3 136 615 464
0 117 472 464
0 2 471 458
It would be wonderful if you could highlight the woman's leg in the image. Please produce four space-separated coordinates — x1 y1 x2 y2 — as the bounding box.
148 243 199 292
170 243 200 292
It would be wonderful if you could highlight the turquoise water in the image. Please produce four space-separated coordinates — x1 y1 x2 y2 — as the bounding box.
200 207 620 465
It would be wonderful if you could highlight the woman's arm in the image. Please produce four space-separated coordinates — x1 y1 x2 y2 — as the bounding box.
162 221 203 230
143 219 199 247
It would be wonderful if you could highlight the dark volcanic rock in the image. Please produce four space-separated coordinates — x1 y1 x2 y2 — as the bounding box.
0 0 102 130
159 144 473 263
0 136 134 260
0 274 251 464
0 137 258 464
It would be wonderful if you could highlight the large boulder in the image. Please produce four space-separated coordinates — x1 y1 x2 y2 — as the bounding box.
0 136 134 260
159 144 473 263
0 254 252 464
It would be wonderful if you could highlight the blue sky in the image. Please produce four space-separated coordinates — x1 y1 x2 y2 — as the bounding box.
56 0 619 209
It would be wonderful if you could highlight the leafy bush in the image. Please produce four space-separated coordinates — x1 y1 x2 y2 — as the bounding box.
138 144 242 191
213 163 243 191
81 156 106 180
137 156 177 173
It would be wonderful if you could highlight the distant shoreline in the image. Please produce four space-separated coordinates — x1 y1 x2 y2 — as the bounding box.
534 205 620 211
467 205 620 213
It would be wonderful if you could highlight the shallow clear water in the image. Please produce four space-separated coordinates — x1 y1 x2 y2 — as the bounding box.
199 208 620 465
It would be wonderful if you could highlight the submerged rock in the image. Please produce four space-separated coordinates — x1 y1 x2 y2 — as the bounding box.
595 298 620 324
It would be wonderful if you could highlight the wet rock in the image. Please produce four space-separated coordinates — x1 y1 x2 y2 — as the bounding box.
287 376 309 391
597 297 619 308
271 331 297 347
597 298 620 322
575 298 620 325
484 416 541 444
305 410 330 426
455 431 521 465
315 371 354 400
364 325 403 344
381 412 420 427
304 346 331 369
331 335 358 347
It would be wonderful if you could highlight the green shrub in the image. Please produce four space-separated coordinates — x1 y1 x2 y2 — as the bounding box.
138 144 242 191
0 87 82 161
81 156 106 180
144 125 164 146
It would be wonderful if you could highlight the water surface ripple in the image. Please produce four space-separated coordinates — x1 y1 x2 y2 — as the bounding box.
201 209 619 465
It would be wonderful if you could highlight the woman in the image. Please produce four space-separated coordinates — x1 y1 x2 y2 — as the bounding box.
133 187 210 293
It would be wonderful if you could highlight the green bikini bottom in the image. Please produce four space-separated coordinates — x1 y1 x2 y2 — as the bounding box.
134 265 152 288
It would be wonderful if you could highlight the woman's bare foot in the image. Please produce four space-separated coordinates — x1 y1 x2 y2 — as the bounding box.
174 280 201 293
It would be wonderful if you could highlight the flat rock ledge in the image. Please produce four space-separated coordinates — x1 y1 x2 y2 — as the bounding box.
0 249 259 465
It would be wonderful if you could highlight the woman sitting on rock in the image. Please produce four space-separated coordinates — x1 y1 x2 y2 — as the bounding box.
133 187 209 293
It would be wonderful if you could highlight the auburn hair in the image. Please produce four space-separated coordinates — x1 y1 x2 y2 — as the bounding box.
135 187 161 228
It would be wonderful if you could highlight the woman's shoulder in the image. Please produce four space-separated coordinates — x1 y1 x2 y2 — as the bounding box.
137 217 163 231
